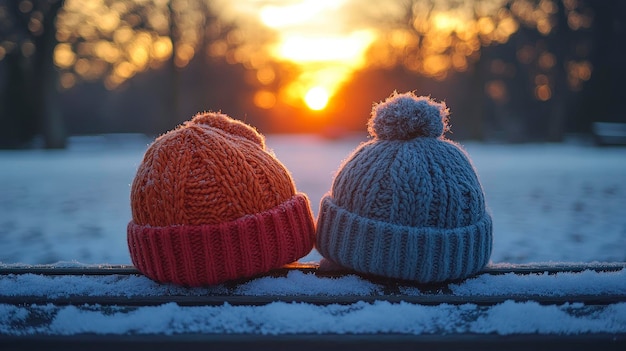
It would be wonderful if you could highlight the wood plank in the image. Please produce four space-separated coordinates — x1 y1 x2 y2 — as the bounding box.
1 292 624 307
1 333 625 351
2 264 624 349
1 262 624 276
1 262 624 307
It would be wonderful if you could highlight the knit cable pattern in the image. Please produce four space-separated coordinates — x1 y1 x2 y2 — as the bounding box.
131 112 294 226
128 112 315 286
316 92 493 283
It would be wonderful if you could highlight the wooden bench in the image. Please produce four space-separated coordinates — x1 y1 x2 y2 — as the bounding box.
1 262 625 350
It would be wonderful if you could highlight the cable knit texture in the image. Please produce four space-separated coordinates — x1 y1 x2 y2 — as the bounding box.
316 92 493 282
128 112 315 286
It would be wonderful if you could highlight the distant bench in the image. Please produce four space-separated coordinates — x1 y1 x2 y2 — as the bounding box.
593 122 626 145
1 262 625 351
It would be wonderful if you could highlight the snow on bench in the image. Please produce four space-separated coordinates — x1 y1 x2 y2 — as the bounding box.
1 262 625 351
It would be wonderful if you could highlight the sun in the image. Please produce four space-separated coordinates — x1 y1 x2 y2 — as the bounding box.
304 87 330 111
252 0 375 111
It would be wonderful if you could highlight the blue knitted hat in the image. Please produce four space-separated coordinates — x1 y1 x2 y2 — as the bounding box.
316 91 492 283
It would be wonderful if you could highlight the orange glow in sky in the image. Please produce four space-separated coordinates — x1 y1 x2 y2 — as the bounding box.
274 31 375 64
237 0 378 111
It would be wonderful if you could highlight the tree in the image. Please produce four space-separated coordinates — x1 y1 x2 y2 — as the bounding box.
0 0 240 148
361 0 594 141
0 0 66 149
0 0 603 144
575 0 626 132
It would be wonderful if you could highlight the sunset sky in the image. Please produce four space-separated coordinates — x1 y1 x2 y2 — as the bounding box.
210 0 578 110
211 0 406 111
48 0 592 117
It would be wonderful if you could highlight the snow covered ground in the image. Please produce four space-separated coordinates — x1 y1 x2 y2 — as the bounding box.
1 134 624 265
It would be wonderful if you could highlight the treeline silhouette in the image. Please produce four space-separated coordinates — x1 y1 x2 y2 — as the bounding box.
1 0 624 149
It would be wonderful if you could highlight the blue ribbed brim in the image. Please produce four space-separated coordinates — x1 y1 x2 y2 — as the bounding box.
316 196 493 283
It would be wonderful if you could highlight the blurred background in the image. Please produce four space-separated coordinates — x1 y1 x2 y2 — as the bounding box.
1 0 625 146
1 0 625 265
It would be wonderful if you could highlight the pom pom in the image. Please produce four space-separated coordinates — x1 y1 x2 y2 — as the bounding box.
368 92 449 140
190 112 264 147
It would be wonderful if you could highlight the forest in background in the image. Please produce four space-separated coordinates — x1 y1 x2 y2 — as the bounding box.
0 0 625 149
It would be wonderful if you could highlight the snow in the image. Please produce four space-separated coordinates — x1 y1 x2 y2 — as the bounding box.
1 263 625 335
2 301 625 336
233 270 381 296
447 268 626 296
0 270 382 298
1 134 625 265
0 266 624 298
1 134 625 336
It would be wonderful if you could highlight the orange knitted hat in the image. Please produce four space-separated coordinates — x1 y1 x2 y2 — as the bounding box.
127 112 316 286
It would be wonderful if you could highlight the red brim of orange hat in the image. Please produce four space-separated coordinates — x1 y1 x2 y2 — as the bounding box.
127 194 315 286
